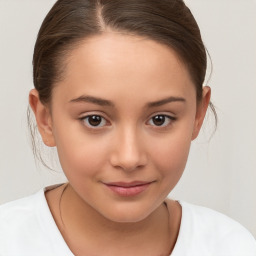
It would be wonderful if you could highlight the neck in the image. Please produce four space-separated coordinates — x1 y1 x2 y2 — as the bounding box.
56 183 173 255
62 183 168 232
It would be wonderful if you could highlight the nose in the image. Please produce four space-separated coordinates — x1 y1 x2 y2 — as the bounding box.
109 127 148 172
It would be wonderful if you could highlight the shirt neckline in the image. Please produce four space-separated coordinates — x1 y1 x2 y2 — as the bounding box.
164 198 184 255
37 183 184 256
36 183 75 255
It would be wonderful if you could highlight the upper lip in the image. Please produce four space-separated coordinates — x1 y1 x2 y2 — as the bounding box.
103 181 154 187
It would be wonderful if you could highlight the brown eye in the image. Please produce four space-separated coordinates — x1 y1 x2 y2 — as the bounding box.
83 115 107 127
152 115 165 126
148 115 174 127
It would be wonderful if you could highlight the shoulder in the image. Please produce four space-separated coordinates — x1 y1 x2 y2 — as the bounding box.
0 192 40 229
0 188 52 255
166 199 256 255
0 184 71 256
181 201 256 255
0 183 64 224
0 190 43 235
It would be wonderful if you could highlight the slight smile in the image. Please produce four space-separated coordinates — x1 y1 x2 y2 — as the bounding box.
102 181 155 197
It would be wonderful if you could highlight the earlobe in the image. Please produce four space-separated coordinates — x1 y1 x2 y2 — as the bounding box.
29 89 56 147
192 86 211 140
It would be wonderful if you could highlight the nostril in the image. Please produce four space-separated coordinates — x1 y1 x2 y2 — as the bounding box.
109 152 148 172
109 131 148 171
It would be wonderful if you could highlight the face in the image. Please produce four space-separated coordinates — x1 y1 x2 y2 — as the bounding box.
31 32 210 223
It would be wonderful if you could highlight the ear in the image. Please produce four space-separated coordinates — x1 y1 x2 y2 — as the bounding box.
192 86 211 140
29 89 56 147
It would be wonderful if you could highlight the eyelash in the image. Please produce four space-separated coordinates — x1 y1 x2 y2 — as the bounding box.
79 114 176 129
80 115 109 129
147 114 176 128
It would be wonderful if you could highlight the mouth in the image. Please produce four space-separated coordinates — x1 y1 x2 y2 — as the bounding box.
102 181 154 197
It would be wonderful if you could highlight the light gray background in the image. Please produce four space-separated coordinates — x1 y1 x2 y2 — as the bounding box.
0 0 255 237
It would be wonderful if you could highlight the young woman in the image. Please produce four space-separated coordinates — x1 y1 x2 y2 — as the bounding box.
0 0 255 255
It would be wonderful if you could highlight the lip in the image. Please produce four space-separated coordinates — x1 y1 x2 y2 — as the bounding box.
103 181 154 197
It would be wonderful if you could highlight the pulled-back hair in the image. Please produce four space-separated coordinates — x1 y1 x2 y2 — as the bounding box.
30 0 217 168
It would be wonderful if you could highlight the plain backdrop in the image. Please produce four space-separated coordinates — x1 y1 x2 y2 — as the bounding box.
0 0 255 237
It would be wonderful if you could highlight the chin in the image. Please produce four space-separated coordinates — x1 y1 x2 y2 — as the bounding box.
105 212 150 223
99 202 155 223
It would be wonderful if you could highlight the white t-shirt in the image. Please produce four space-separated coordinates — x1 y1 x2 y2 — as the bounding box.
0 184 255 256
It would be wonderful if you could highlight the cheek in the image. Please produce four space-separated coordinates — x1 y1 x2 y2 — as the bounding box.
150 136 191 199
149 127 193 181
53 123 111 178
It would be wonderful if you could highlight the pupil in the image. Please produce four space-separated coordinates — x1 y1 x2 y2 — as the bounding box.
88 115 101 126
153 115 165 126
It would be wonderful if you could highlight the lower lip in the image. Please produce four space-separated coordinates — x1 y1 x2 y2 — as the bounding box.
104 183 151 197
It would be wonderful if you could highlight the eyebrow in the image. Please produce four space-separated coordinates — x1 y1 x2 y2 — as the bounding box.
69 95 114 107
69 95 186 108
147 96 186 107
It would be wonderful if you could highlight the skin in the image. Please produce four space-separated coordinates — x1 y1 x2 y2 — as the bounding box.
29 32 210 255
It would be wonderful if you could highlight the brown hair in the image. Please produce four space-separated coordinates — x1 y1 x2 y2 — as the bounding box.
30 0 217 168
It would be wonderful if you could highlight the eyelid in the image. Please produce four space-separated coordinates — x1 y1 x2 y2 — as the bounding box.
146 113 176 128
147 111 176 120
78 111 110 120
79 112 111 129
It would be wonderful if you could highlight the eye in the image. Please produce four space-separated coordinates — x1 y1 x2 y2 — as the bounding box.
82 115 107 128
148 114 175 127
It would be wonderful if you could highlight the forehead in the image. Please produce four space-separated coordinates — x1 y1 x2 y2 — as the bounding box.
53 32 196 104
